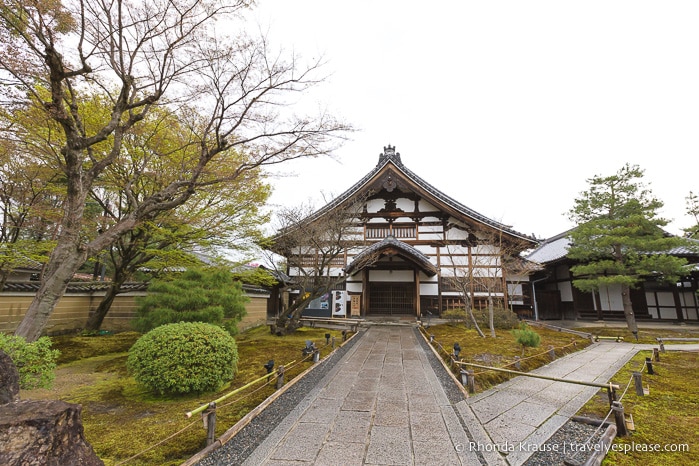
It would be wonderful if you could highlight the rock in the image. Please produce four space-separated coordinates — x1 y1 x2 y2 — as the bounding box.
0 399 104 466
0 350 20 404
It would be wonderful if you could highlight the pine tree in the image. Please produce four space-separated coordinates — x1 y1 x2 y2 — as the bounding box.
567 164 689 337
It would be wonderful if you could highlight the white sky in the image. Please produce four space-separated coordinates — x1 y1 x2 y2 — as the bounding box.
246 1 699 240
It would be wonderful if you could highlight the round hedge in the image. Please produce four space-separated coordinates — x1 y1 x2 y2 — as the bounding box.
127 322 238 395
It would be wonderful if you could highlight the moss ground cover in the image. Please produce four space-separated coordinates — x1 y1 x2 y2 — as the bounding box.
576 349 699 465
422 323 592 391
21 326 349 466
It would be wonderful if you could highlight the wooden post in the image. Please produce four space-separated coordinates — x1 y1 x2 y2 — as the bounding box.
633 371 644 396
548 345 556 361
514 356 521 370
653 348 660 362
203 402 216 446
276 365 286 389
607 384 617 407
466 370 475 394
612 401 628 437
313 349 320 363
645 357 654 375
658 339 665 352
331 336 336 349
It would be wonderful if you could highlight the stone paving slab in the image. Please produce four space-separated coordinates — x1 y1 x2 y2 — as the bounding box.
465 342 642 466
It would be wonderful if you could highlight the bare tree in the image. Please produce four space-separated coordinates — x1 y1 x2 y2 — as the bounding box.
443 226 531 337
264 195 373 335
0 0 350 341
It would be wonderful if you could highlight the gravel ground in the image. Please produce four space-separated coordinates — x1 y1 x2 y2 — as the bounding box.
195 326 608 466
523 419 606 466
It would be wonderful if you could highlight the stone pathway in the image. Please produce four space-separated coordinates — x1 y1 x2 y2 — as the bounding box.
242 325 480 465
459 342 640 465
214 326 685 465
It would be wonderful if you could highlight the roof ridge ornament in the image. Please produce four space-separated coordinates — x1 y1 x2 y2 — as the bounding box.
377 144 403 167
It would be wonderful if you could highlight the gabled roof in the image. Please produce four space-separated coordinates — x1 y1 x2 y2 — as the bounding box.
299 146 538 246
344 235 438 276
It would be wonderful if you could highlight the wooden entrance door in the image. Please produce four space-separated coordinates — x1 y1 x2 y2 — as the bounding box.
369 283 415 315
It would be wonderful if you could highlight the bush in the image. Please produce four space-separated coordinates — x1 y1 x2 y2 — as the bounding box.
473 307 520 330
441 309 468 326
512 323 541 352
133 267 248 334
0 333 60 389
127 322 238 395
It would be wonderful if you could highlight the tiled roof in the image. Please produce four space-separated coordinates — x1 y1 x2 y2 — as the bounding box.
526 231 699 265
525 230 573 265
2 281 150 293
345 235 438 276
294 146 538 245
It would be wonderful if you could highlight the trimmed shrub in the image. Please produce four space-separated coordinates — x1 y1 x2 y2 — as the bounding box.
512 323 541 353
127 322 238 395
0 333 60 389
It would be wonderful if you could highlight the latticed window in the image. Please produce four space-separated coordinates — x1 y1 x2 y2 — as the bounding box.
366 224 416 240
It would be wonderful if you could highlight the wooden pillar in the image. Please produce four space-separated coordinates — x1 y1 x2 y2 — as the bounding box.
415 269 421 318
672 285 685 322
468 245 474 308
362 269 369 317
436 246 443 315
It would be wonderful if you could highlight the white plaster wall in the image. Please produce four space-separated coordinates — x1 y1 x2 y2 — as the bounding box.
599 284 624 310
420 283 439 295
369 270 413 282
473 244 498 255
419 232 442 241
558 281 574 302
445 228 470 240
366 199 384 213
419 225 443 234
347 282 363 293
395 198 413 211
659 308 678 319
443 255 470 267
657 292 675 307
645 292 656 306
418 199 437 211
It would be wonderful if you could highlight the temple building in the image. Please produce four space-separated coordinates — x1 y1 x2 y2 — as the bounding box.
270 145 539 320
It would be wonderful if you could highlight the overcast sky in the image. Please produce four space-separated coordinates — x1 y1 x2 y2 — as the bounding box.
246 1 699 240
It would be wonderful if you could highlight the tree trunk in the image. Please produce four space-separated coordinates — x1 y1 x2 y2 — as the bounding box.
84 274 127 331
467 308 486 338
14 242 88 342
620 284 639 339
488 295 496 338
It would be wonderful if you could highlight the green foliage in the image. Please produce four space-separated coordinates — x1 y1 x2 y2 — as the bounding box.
512 323 541 351
441 309 468 325
567 164 690 292
133 267 248 334
449 307 520 330
126 322 238 395
0 333 60 389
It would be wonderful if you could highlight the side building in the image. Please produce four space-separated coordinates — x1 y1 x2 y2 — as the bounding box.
526 230 699 322
270 146 539 320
